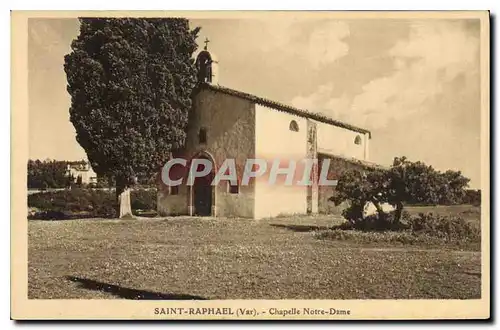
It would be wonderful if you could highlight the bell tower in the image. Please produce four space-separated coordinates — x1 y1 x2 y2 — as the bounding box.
195 37 218 85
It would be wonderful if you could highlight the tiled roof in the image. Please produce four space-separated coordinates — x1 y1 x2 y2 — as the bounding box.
318 152 388 170
201 83 372 138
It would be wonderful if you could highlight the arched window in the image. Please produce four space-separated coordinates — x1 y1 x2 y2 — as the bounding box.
289 120 299 132
170 185 179 195
199 128 207 144
354 135 362 145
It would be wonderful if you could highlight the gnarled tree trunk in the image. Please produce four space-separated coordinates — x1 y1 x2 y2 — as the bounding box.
393 201 404 224
370 199 384 217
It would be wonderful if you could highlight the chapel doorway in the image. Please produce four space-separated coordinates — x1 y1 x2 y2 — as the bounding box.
192 155 215 216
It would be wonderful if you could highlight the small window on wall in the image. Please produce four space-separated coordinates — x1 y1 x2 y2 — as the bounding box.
289 120 299 132
170 185 179 195
354 135 362 145
199 128 207 144
228 180 239 194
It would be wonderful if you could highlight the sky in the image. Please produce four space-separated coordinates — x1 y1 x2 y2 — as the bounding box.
28 17 482 188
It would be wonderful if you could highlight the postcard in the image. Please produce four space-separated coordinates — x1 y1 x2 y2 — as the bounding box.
11 10 490 320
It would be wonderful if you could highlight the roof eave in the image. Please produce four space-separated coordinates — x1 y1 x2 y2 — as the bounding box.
199 83 372 139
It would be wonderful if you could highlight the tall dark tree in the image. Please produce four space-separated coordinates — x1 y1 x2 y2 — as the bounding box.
64 18 200 217
76 175 83 186
462 189 481 206
27 159 70 189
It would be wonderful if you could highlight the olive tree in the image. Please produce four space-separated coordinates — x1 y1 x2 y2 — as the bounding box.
333 157 470 227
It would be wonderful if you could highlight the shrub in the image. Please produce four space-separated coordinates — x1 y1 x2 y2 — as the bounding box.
28 189 117 219
32 210 69 220
407 212 480 242
315 228 480 250
130 188 157 211
320 212 480 249
316 229 427 245
28 188 158 220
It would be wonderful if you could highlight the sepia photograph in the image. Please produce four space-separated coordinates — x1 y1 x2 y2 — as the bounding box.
11 10 490 320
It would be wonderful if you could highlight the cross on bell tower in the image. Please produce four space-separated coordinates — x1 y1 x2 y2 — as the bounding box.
203 37 210 50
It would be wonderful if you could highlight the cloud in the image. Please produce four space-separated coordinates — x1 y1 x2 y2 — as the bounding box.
251 19 350 67
199 19 350 69
304 21 350 68
29 19 74 57
291 20 479 128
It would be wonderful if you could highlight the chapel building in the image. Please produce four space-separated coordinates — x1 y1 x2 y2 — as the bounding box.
157 44 378 219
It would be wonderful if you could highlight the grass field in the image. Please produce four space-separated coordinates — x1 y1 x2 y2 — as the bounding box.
404 204 482 223
28 205 482 300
